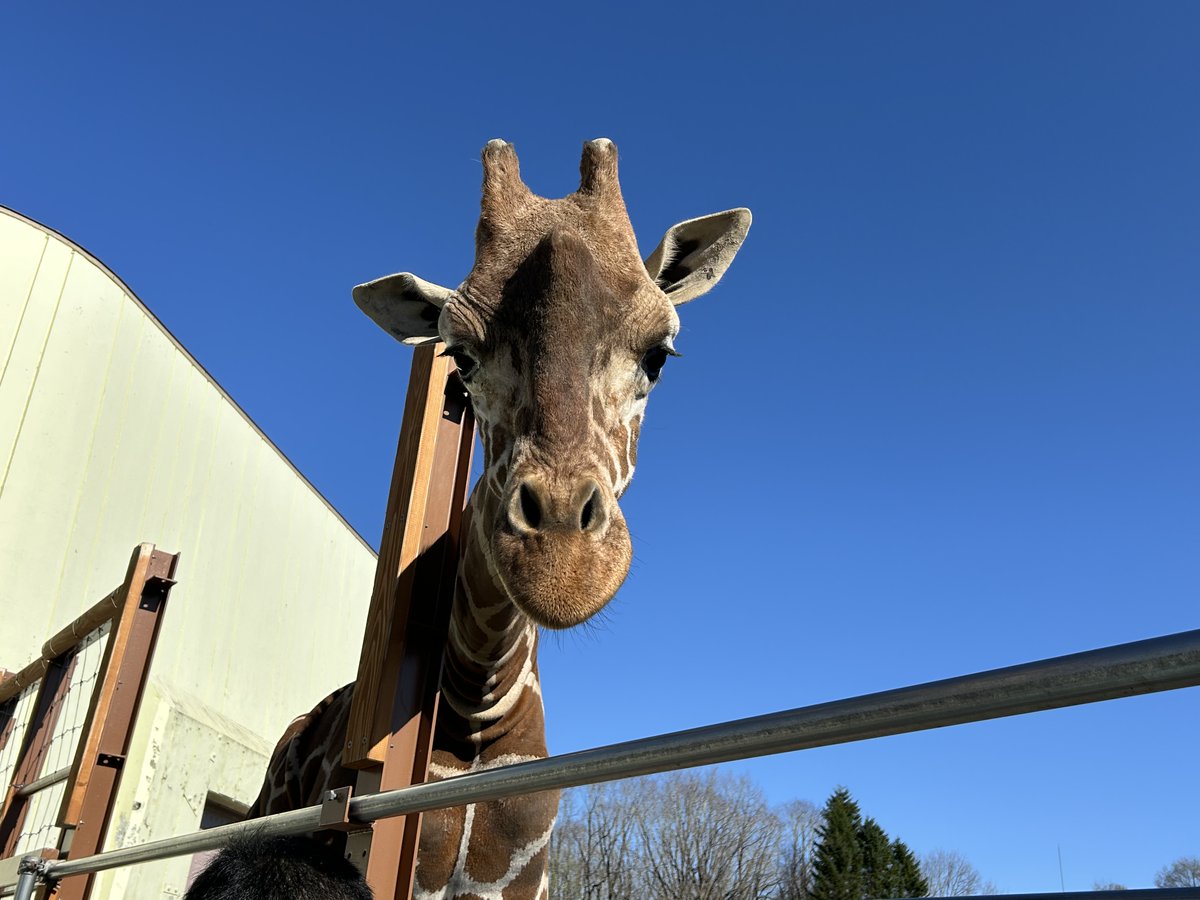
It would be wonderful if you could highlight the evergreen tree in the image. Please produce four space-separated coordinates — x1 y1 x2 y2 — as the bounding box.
811 788 865 900
860 818 895 899
890 838 929 898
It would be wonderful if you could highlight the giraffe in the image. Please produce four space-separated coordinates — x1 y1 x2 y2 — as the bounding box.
248 139 751 899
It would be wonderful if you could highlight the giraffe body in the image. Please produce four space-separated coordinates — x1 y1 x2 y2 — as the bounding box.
249 140 750 899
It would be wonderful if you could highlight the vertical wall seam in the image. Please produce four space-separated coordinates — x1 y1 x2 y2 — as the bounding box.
0 233 49 384
57 300 134 608
170 362 211 552
0 250 75 499
185 385 229 574
148 362 182 542
134 344 178 529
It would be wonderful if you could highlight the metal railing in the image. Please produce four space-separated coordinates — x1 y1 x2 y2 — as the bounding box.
8 627 1200 899
921 893 1200 900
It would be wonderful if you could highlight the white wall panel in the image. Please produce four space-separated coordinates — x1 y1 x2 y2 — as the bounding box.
0 236 73 498
0 207 380 897
0 223 47 364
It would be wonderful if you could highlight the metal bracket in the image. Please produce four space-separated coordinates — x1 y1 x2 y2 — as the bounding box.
17 853 48 879
317 787 363 832
343 827 374 876
17 854 50 876
139 575 176 611
318 787 372 879
442 371 471 424
96 753 125 769
14 852 59 900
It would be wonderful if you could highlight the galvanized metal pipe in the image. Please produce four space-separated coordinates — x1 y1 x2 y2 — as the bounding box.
38 628 1200 883
13 864 39 900
37 807 323 881
918 892 1200 900
14 766 71 798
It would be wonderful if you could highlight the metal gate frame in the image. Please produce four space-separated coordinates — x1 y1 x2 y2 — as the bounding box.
0 544 178 899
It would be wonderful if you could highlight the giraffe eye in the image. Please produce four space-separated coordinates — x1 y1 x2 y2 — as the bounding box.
640 346 670 383
442 346 478 380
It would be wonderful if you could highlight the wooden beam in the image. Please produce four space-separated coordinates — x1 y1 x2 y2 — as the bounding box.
344 344 452 766
53 544 178 900
342 344 475 900
0 583 125 707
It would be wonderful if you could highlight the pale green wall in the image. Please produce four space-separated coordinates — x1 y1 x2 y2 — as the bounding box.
0 207 379 897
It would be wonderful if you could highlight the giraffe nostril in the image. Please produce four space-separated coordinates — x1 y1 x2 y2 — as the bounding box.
579 487 601 532
519 482 542 530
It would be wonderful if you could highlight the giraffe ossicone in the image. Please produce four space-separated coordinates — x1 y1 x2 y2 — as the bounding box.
250 139 751 899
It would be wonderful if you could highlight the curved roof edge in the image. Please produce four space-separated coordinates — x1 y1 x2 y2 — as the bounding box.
0 204 376 557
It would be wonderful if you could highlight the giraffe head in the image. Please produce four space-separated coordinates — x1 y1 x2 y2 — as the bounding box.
355 139 750 629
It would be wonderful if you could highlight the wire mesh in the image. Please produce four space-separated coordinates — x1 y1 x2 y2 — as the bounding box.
0 685 39 791
5 621 112 856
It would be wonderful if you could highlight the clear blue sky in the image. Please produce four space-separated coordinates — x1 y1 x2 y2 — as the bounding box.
3 1 1197 892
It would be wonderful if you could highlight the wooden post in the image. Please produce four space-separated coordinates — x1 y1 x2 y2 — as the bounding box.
0 543 177 900
342 344 475 900
53 544 179 900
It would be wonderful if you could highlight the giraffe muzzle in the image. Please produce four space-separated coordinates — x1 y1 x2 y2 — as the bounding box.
506 476 609 537
492 474 632 629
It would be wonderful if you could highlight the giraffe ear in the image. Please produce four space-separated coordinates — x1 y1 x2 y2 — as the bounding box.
643 208 752 305
352 272 452 345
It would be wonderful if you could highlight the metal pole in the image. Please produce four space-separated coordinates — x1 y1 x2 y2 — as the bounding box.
14 766 71 798
41 806 323 879
14 857 41 900
917 892 1200 900
345 626 1200 820
38 628 1200 883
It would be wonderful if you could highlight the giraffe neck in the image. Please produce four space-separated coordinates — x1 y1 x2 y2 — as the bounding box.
434 483 544 762
412 484 554 900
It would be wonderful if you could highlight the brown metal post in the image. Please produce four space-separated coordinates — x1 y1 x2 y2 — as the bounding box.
52 544 179 900
342 344 475 900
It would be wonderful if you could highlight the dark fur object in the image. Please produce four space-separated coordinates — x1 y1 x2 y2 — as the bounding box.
184 832 372 900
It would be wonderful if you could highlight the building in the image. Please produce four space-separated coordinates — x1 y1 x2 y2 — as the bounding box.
0 206 378 896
